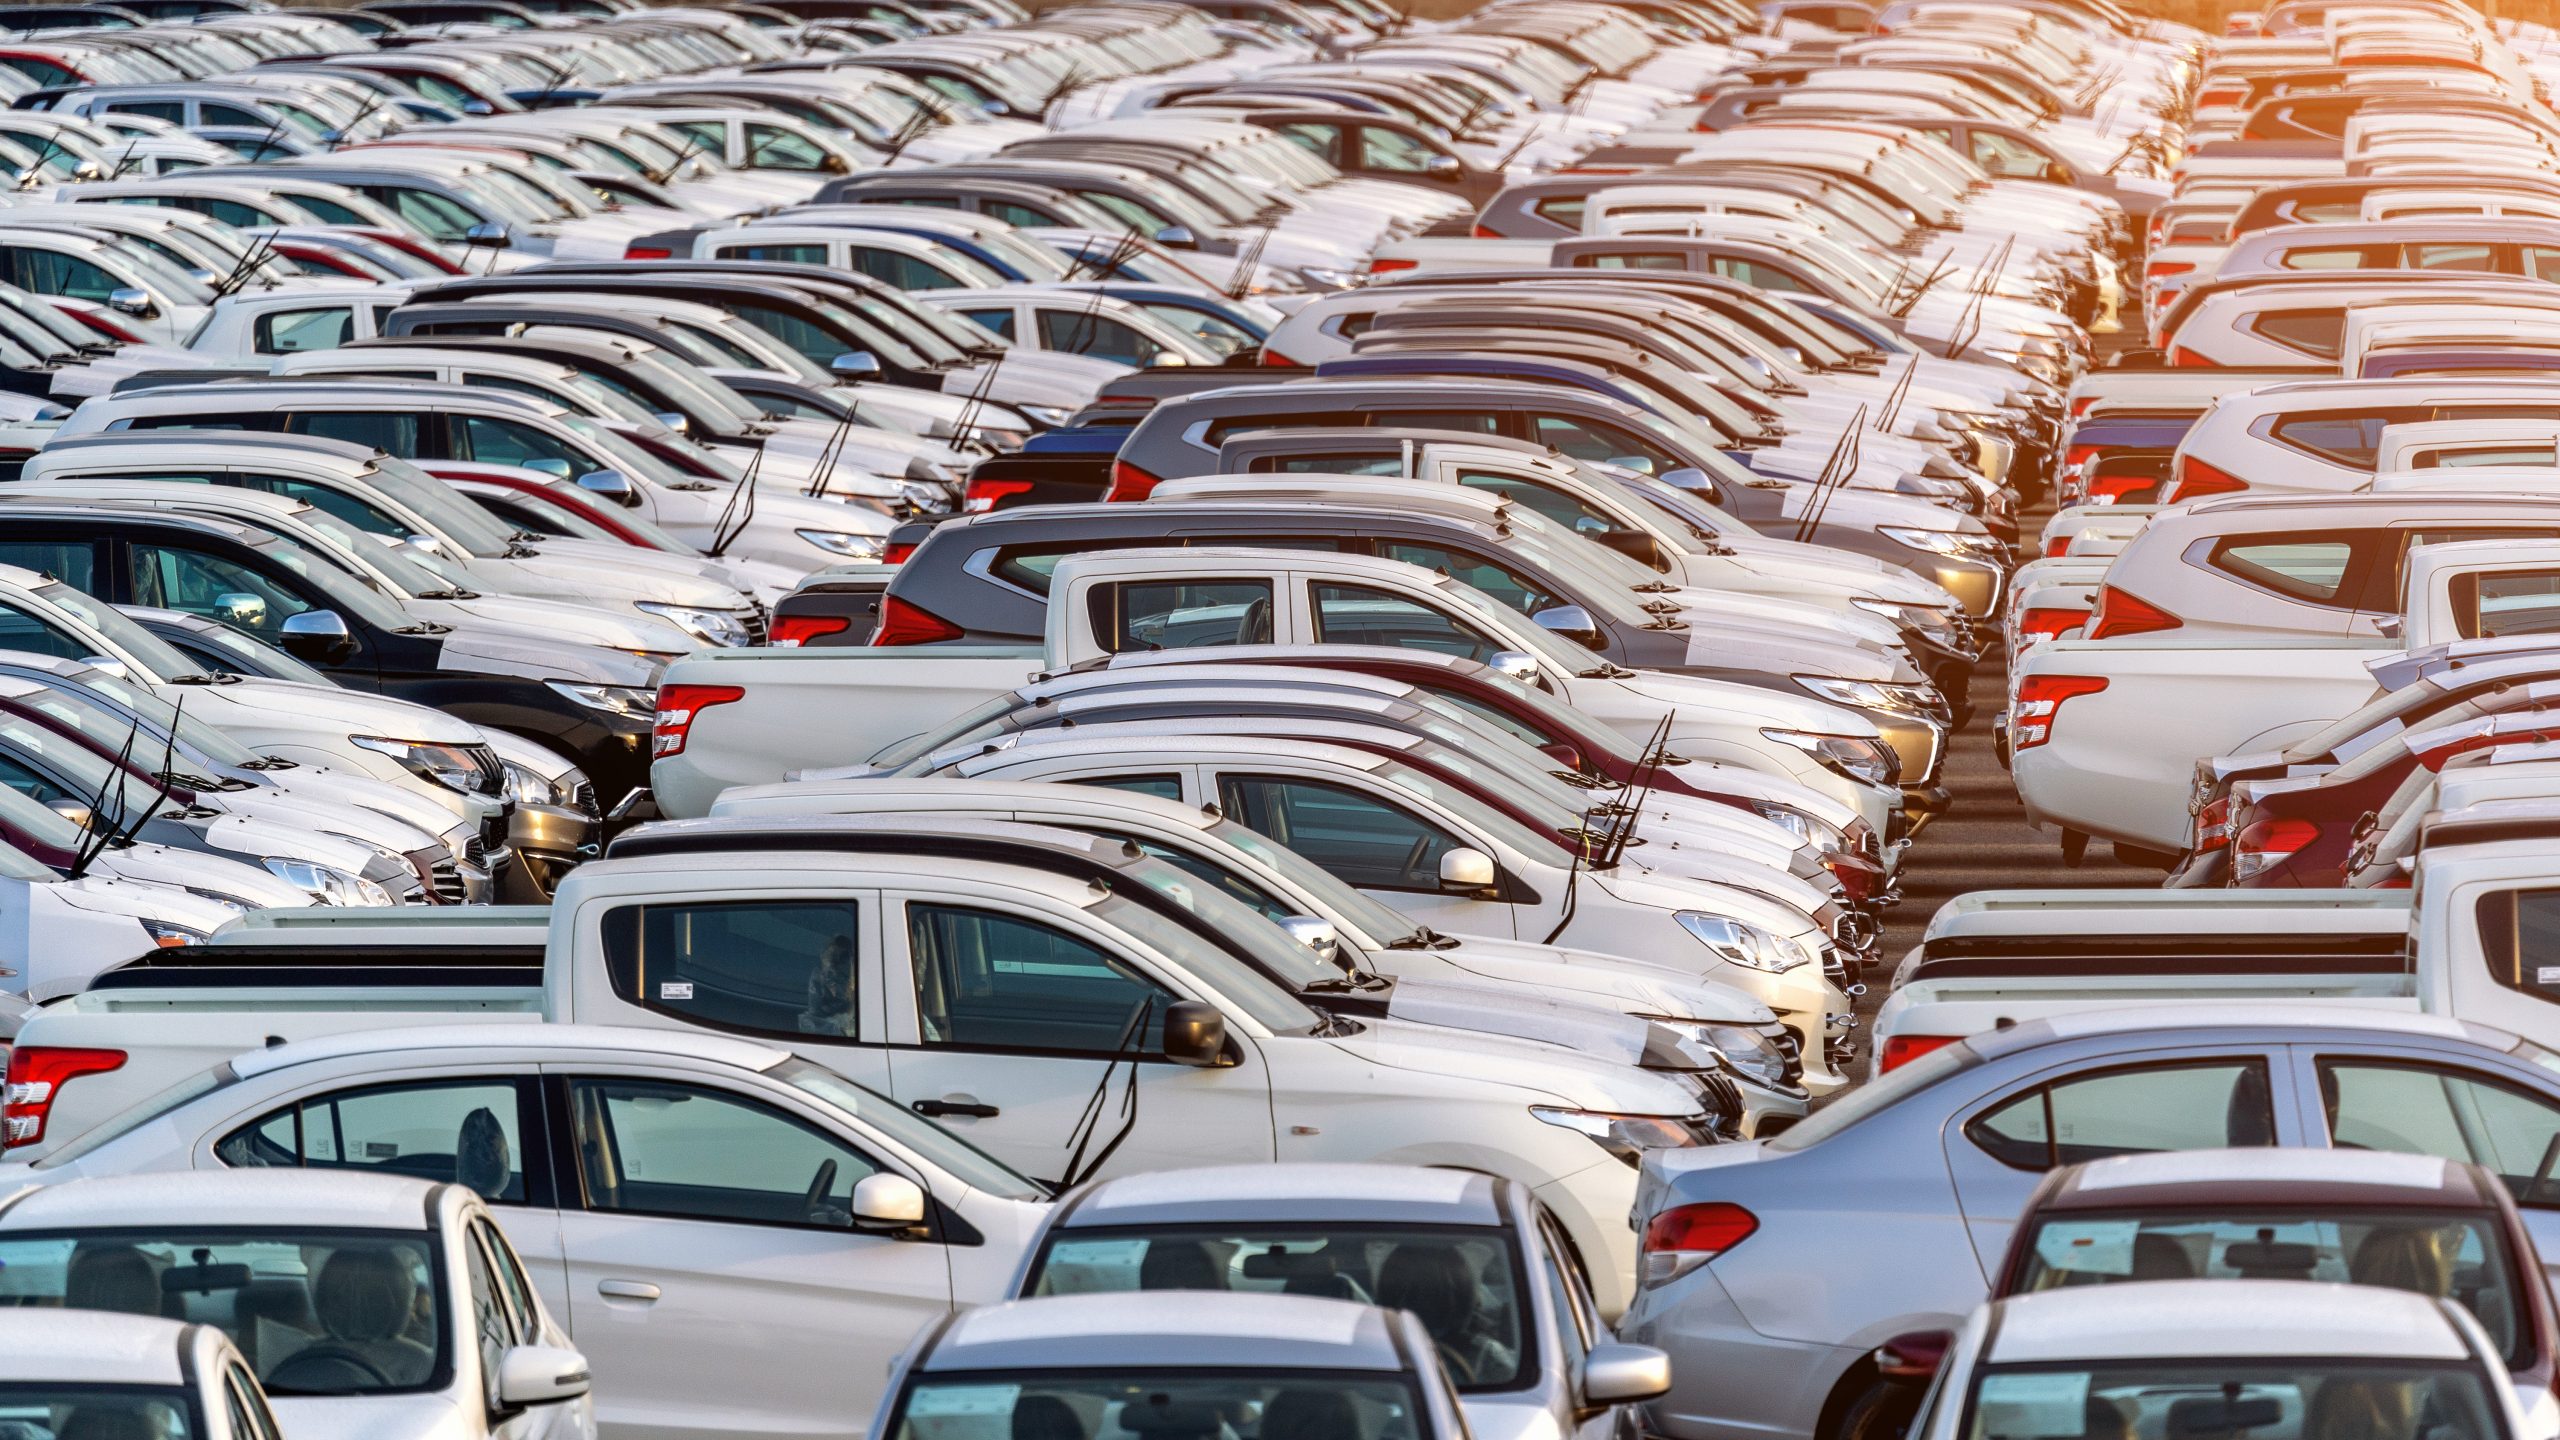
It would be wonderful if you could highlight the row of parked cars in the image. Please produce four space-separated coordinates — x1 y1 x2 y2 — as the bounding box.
9 6 2559 1440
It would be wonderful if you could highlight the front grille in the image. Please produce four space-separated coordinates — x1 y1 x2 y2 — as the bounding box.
479 811 507 855
464 835 489 869
569 781 597 816
739 606 770 647
428 856 466 905
461 744 505 797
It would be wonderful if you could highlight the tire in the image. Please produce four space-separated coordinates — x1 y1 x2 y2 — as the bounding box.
1832 1378 1922 1440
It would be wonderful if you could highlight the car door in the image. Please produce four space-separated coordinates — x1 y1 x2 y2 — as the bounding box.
549 1066 957 1440
1938 1047 2297 1278
1211 768 1520 939
877 885 1276 1185
2296 1045 2560 1288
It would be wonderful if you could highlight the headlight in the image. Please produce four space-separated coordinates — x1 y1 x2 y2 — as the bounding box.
502 759 558 807
1648 1019 1791 1088
141 919 205 948
1528 1106 1712 1167
635 601 754 648
1297 264 1360 288
1878 525 2001 560
1014 404 1073 427
1852 598 1964 647
350 736 494 796
263 856 393 907
1759 728 1898 787
896 479 952 514
1794 675 1943 716
795 528 887 560
1746 801 1814 845
1676 912 1812 973
546 681 657 719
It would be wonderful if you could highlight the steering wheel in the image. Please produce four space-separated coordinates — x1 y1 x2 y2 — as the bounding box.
267 1344 393 1389
804 1158 839 1216
1399 835 1433 884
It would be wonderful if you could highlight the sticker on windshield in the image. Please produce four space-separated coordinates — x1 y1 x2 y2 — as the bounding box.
659 982 695 1000
2033 1220 2139 1275
1977 1371 2094 1437
906 1385 1019 1418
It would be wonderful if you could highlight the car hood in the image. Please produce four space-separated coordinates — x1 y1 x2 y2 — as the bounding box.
215 678 487 746
1448 937 1775 1023
1383 976 1658 1067
480 549 749 609
1320 1012 1698 1112
938 350 1128 408
90 837 317 910
1459 1393 1564 1440
1608 668 1888 738
437 623 663 687
415 593 693 655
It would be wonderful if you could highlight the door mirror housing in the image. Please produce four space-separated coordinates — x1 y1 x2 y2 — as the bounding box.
494 1345 591 1413
1277 914 1341 965
1874 1329 1954 1384
576 470 639 507
850 1172 927 1229
1437 847 1497 896
277 609 355 665
107 287 158 318
74 655 128 679
462 222 510 248
1581 1343 1672 1404
1594 528 1666 567
1422 152 1463 178
1531 604 1604 650
461 98 496 116
1153 225 1197 249
651 411 690 435
524 457 573 479
213 592 268 627
1658 466 1712 494
1485 649 1541 682
44 797 94 830
831 351 883 380
1160 999 1229 1067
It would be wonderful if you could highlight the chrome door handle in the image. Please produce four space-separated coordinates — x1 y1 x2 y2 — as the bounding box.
597 1280 661 1301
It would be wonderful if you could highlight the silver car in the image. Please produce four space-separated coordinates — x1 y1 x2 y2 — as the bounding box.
1008 1163 1670 1440
1617 1007 2560 1440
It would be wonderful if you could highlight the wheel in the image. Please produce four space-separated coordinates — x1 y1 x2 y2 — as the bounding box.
1832 1377 1921 1440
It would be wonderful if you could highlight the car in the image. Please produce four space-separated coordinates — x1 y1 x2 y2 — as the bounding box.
0 1308 288 1440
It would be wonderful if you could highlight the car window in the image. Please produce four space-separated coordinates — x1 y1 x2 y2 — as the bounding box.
2247 309 2349 359
906 901 1175 1054
2274 246 2383 270
1376 543 1562 617
2208 536 2359 605
743 124 827 169
224 1364 282 1440
213 1077 541 1205
286 411 420 455
0 598 97 661
128 542 316 637
1967 1061 2276 1170
1531 413 1672 473
1311 581 1504 662
567 1077 880 1229
252 308 353 355
599 898 863 1042
1217 773 1467 894
461 1227 509 1400
851 248 958 290
2268 408 2434 467
1537 1213 1594 1399
233 475 412 537
7 248 122 304
723 242 827 264
1076 774 1183 801
1036 310 1162 367
0 540 96 592
1359 127 1440 173
2319 1059 2560 1206
453 415 587 471
2410 243 2499 272
471 1218 539 1343
1277 122 1341 164
958 308 1016 341
1088 579 1273 652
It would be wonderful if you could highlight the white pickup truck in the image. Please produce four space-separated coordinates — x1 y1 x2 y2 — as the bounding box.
1869 836 2560 1075
653 546 1902 830
2007 538 2560 860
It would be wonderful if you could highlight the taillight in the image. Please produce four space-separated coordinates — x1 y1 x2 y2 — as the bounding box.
2168 346 2214 367
625 245 673 259
1470 222 1498 238
1259 348 1300 367
1105 459 1164 502
1880 1033 1960 1071
1640 1201 1756 1286
2086 472 2162 506
2070 395 2097 418
771 615 851 647
2194 794 2233 849
2233 817 2318 881
3 1046 126 1150
2063 444 2099 473
2144 260 2194 280
2167 455 2248 503
870 594 963 646
883 540 917 565
964 477 1035 513
651 683 743 759
1368 257 1416 274
2086 585 2181 640
2044 536 2071 558
2010 674 2107 750
2017 606 2090 642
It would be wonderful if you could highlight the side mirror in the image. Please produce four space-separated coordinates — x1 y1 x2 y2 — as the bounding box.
1595 528 1666 567
1277 914 1341 965
74 655 129 679
493 1345 591 1413
1153 225 1197 249
1531 604 1604 650
652 410 690 436
1539 740 1584 770
401 533 445 557
820 153 852 174
850 1172 927 1229
1581 1343 1672 1404
1437 846 1497 896
462 222 511 249
213 591 268 627
185 265 221 287
1422 152 1462 178
831 351 883 380
45 797 95 830
525 458 574 479
461 98 496 116
2375 613 2403 638
2042 160 2074 183
1658 466 1712 493
107 286 158 319
1874 1330 1954 1384
1160 998 1229 1067
576 470 639 508
1485 649 1541 682
277 609 355 665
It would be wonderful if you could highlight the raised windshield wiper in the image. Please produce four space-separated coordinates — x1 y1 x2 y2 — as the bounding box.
1302 970 1391 993
415 589 481 600
1385 927 1460 951
167 672 242 686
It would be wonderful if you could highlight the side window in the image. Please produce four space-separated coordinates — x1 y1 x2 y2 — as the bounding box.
1036 310 1162 367
0 540 96 590
1376 543 1561 616
724 243 827 264
1965 1061 2276 1171
1087 579 1273 653
985 202 1057 227
2206 535 2360 606
907 902 1175 1054
1074 774 1183 801
1311 581 1503 662
2527 246 2560 284
1537 1213 1595 1397
2410 244 2499 273
127 543 314 636
453 415 587 471
1277 122 1342 164
0 752 76 805
1530 197 1585 228
285 410 420 456
472 1219 541 1341
1371 410 1499 435
199 103 264 127
567 1077 880 1228
851 248 957 290
242 475 412 537
7 247 121 303
251 308 353 355
598 898 864 1042
0 599 95 660
2269 408 2431 466
2244 310 2347 359
211 1078 541 1204
1531 413 1672 473
2273 247 2383 271
1451 470 1615 532
2319 1060 2560 1205
958 308 1016 341
1217 773 1467 893
223 1366 280 1440
743 125 827 170
1359 127 1442 173
2478 886 2560 1005
2453 570 2560 638
462 1227 509 1396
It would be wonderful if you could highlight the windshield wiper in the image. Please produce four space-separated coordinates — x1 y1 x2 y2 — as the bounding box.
1385 926 1459 950
1303 970 1391 993
416 589 481 600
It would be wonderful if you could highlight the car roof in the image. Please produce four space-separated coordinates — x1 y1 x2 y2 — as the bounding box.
923 1292 1408 1373
229 1019 792 1080
2043 1147 2491 1211
1986 1003 2503 1053
0 1169 443 1233
1988 1280 2469 1362
1058 1162 1506 1229
0 1311 193 1386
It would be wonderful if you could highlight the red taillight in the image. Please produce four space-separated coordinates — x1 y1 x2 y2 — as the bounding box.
964 477 1035 513
1259 348 1300 367
2010 674 2107 750
2194 794 2233 850
2144 260 2195 281
2167 455 2248 503
625 245 673 259
1470 222 1498 238
2070 395 2097 418
2064 444 2100 473
2085 472 2162 506
650 683 743 759
2086 585 2181 640
1105 459 1164 502
883 540 917 565
2168 346 2214 367
770 615 852 647
1368 257 1416 274
870 594 963 646
2044 535 2072 558
1640 1201 1756 1285
2233 816 2318 881
1880 1033 1960 1071
3 1046 126 1150
2017 606 2090 641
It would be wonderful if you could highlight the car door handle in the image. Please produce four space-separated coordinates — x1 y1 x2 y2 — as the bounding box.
913 1099 1000 1118
597 1281 661 1302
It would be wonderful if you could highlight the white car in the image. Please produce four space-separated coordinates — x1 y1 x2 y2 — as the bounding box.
0 1308 288 1440
0 1171 596 1440
7 1023 1052 1440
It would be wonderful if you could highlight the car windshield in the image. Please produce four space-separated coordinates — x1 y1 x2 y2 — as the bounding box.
767 1057 1049 1202
159 616 336 687
1025 1225 1527 1391
366 456 545 556
24 668 268 769
34 583 209 684
2012 1208 2525 1365
237 532 421 635
1960 1360 2504 1440
0 1229 449 1397
1765 1038 1982 1152
891 1372 1427 1440
0 1384 199 1440
1206 817 1417 944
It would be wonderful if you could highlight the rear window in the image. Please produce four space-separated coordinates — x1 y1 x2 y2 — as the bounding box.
2207 535 2360 605
2244 308 2346 359
2267 408 2429 467
1765 1041 1982 1152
